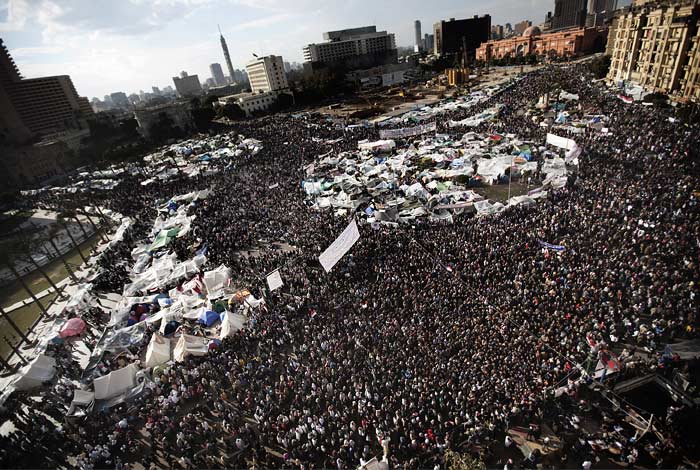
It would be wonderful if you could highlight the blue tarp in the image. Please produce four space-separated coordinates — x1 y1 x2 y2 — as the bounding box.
198 310 220 327
164 320 180 336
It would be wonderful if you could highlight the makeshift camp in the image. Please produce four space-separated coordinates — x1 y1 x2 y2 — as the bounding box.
65 283 95 313
202 264 230 299
145 333 171 367
220 311 249 338
59 317 86 338
198 309 220 327
66 390 95 419
13 354 56 391
173 334 209 362
93 363 138 400
149 227 179 251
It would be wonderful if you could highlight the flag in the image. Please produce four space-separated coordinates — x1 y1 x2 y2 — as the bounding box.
310 308 317 318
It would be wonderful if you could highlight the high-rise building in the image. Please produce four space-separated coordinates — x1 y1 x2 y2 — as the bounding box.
110 92 130 109
246 55 289 94
551 0 588 30
607 0 700 102
303 26 398 71
514 20 533 35
0 38 93 186
586 0 618 26
423 33 435 52
414 20 422 52
433 15 491 60
152 86 161 96
219 26 235 82
172 72 202 97
210 63 226 86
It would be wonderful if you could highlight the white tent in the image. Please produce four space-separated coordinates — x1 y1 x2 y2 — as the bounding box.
93 363 138 400
13 354 56 391
220 312 249 338
173 334 209 362
145 333 171 367
202 265 230 299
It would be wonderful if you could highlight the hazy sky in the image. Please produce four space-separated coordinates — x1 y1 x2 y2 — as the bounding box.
1 0 554 99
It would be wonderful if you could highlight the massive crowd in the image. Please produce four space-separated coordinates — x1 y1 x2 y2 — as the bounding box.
1 63 699 469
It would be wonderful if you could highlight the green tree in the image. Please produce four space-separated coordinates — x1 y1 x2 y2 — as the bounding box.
588 55 611 79
217 102 246 120
444 450 486 470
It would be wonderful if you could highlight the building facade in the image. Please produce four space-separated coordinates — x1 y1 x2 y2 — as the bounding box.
210 63 226 86
476 26 607 60
586 0 618 27
0 38 93 187
172 72 202 97
514 20 533 35
606 0 700 101
552 0 588 30
245 55 289 94
433 15 492 60
303 26 397 70
218 91 279 116
134 102 194 140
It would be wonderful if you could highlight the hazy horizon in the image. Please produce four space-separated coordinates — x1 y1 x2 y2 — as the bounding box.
2 0 561 98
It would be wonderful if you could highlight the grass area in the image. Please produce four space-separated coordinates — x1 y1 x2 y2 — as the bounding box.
0 232 103 309
0 291 59 362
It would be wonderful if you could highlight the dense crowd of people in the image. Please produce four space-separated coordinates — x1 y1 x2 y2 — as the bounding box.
1 63 699 469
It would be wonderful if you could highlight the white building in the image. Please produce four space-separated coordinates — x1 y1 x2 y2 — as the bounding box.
303 26 396 64
218 91 279 117
245 55 289 94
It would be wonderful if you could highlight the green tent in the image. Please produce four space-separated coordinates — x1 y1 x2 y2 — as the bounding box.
149 227 180 251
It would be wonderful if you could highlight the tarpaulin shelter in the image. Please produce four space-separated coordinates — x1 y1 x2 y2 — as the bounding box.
59 317 87 338
173 334 209 362
149 227 180 251
13 354 56 391
198 309 220 327
220 311 249 338
163 320 180 336
145 333 171 368
202 265 230 299
93 363 138 400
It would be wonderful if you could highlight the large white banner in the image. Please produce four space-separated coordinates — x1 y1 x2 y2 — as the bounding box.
266 270 283 291
546 133 576 150
379 122 436 139
319 219 360 272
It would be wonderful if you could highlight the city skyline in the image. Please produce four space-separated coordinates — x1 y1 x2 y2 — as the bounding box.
0 0 556 98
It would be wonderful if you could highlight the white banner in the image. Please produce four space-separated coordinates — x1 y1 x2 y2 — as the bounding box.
379 122 436 139
546 133 576 150
266 270 283 291
319 219 360 272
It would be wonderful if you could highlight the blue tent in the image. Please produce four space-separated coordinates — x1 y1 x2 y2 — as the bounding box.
198 310 220 327
164 320 180 336
152 293 170 305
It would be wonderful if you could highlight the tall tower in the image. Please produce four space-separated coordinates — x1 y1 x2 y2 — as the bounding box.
414 20 422 51
219 25 235 82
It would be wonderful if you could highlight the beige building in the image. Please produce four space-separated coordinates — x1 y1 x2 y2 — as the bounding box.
218 91 279 117
607 0 700 101
245 55 289 94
